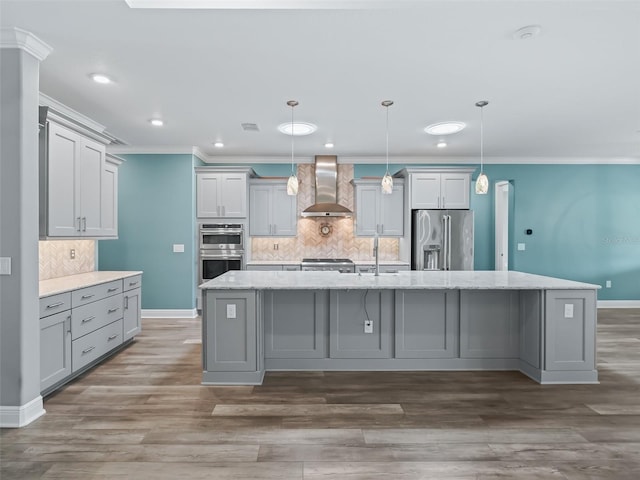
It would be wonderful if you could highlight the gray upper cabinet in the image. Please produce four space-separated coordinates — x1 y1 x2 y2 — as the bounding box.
39 107 119 239
249 180 297 237
405 168 473 210
196 171 248 218
352 179 404 236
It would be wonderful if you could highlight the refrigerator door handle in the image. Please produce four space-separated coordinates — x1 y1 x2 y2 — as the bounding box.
442 215 448 270
447 215 452 270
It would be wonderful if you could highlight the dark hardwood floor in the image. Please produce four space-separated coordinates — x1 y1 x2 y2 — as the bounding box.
2 309 639 479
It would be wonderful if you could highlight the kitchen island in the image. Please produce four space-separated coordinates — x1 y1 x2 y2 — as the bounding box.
200 271 599 385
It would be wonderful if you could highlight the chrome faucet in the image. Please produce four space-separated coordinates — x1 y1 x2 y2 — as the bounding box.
373 233 380 276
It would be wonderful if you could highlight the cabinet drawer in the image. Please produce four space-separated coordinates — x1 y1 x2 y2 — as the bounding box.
72 319 123 372
72 280 122 307
123 275 142 291
72 295 123 340
39 292 72 318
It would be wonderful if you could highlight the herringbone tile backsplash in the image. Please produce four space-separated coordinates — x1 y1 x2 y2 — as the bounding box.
251 164 400 261
39 240 95 280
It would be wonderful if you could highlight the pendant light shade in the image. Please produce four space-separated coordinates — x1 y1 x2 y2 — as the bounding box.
475 100 489 195
286 100 299 196
381 100 394 195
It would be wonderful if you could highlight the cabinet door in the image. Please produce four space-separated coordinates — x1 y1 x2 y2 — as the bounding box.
220 174 247 217
264 290 327 358
379 183 404 236
329 290 392 359
196 173 222 217
441 173 470 209
79 139 105 236
99 160 118 237
355 184 379 236
40 311 72 392
203 291 257 372
47 122 81 236
411 173 441 209
249 184 272 236
123 288 142 341
395 290 458 358
270 184 297 236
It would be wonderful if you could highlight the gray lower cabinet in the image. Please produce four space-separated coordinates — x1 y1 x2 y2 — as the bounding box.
459 290 520 358
123 287 142 341
544 289 596 371
204 290 257 372
395 290 459 358
72 319 123 372
40 310 72 392
519 290 542 369
264 290 327 358
329 290 393 359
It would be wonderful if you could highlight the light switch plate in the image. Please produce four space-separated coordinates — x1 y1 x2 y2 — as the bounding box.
605 280 612 288
517 243 526 251
226 304 236 319
173 244 185 253
0 257 11 275
564 303 574 318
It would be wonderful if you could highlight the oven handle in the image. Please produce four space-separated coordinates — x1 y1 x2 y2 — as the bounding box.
200 252 245 260
200 228 244 235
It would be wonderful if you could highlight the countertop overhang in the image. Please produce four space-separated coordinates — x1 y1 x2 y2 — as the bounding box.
200 270 600 291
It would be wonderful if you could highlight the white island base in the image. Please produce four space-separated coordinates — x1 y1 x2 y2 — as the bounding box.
200 271 599 385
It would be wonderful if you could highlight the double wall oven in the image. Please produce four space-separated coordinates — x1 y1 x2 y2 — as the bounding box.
199 223 244 284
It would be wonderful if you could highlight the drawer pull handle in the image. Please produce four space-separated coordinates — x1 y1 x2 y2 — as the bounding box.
81 294 95 300
129 281 138 286
107 287 118 292
108 308 119 314
82 346 96 354
46 301 64 309
81 316 96 324
107 334 118 341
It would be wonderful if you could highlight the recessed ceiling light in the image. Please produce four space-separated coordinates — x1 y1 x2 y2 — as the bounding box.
324 143 334 149
90 73 112 84
149 119 164 127
424 122 466 135
214 142 224 148
277 122 317 136
513 25 542 40
437 141 447 148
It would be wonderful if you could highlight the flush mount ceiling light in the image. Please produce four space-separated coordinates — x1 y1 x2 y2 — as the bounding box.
324 143 334 149
149 118 164 127
90 73 112 84
277 121 317 136
424 121 466 136
437 141 447 148
475 100 489 195
286 100 299 196
381 100 394 195
513 25 542 40
214 142 224 148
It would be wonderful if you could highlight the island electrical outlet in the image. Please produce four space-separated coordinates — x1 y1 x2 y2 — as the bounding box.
226 304 236 319
364 320 373 334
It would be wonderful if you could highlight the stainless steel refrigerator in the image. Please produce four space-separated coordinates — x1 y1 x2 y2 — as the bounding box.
411 210 474 271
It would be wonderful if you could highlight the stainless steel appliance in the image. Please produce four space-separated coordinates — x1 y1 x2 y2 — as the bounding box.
301 258 355 273
411 210 474 271
199 224 245 283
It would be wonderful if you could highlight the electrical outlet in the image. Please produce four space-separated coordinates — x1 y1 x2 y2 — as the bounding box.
0 257 11 275
364 320 373 334
273 243 279 250
70 249 76 259
564 303 574 318
226 304 236 319
605 280 612 288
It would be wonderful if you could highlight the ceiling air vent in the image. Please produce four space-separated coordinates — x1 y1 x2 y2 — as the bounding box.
241 123 260 132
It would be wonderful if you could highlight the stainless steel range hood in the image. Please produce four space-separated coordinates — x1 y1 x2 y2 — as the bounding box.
301 155 353 217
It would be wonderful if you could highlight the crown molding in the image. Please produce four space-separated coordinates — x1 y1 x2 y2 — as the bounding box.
39 93 106 134
0 27 52 61
107 145 195 155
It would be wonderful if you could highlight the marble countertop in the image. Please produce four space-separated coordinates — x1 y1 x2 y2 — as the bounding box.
200 270 600 291
40 271 143 298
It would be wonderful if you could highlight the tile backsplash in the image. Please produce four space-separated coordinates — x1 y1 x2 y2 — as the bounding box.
251 163 399 262
39 240 95 280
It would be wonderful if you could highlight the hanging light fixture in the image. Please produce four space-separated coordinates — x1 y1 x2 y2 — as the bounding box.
286 100 299 196
475 100 489 195
381 100 394 194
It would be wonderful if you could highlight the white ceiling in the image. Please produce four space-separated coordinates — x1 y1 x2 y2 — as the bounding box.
2 0 639 162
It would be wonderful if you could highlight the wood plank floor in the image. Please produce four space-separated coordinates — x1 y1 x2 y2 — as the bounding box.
2 309 639 479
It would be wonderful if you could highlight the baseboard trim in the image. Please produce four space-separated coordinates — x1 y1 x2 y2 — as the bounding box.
0 396 46 428
142 308 198 319
598 300 640 308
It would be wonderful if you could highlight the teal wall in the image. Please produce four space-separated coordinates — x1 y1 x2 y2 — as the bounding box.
98 154 197 310
357 163 640 300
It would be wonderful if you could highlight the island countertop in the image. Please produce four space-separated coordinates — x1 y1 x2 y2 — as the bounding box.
200 270 600 291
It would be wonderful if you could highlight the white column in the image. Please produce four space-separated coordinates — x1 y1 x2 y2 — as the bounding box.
0 28 52 427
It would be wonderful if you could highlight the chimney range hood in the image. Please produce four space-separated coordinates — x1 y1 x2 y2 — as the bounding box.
301 155 353 217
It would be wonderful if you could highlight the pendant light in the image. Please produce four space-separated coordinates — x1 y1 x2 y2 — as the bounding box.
381 100 394 195
286 100 299 196
475 100 489 195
